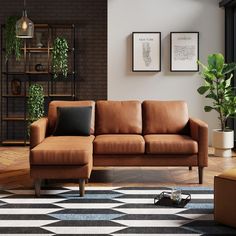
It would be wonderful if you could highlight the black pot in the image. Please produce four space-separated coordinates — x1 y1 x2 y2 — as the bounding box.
35 64 46 72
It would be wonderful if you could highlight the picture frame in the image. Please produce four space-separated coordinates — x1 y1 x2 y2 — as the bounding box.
170 32 199 72
132 32 161 72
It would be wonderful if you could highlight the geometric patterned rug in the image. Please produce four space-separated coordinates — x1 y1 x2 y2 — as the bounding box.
0 186 236 235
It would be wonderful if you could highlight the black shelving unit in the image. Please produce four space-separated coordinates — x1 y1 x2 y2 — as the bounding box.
0 23 78 145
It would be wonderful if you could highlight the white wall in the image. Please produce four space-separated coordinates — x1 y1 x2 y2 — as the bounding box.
108 0 224 143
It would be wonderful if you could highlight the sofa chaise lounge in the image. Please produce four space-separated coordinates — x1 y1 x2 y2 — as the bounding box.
30 100 208 196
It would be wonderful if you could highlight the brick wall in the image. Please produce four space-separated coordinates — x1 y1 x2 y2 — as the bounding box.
0 0 107 141
0 0 107 100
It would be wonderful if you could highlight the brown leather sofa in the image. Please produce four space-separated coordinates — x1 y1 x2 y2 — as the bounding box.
30 100 208 196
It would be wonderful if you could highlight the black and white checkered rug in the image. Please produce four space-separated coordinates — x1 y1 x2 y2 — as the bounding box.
0 186 236 235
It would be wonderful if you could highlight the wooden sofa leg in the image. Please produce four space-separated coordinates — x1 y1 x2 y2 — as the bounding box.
79 179 85 197
85 179 89 184
189 166 192 171
35 179 41 197
198 167 204 184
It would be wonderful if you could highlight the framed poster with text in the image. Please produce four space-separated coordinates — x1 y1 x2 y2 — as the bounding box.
132 32 161 72
170 32 199 72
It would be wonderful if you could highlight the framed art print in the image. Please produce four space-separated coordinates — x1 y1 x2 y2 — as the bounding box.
170 32 199 72
132 32 161 72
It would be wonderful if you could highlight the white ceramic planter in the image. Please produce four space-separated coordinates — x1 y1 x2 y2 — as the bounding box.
212 129 234 157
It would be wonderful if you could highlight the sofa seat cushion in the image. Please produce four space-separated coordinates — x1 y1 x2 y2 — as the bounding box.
144 134 198 154
94 135 145 154
30 136 94 165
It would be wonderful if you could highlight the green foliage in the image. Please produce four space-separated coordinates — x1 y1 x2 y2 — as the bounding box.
198 53 236 131
27 84 45 126
52 37 69 78
5 16 23 61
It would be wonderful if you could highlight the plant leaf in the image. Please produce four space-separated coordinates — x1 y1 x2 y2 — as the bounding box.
225 76 232 88
222 62 236 75
204 106 214 112
205 92 218 101
208 53 224 73
197 60 208 71
197 86 210 95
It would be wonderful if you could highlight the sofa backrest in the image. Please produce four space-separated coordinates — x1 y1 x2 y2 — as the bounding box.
96 100 142 134
143 100 189 134
48 100 95 135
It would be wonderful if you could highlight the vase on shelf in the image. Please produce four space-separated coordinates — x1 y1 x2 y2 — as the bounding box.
11 79 21 95
35 32 43 48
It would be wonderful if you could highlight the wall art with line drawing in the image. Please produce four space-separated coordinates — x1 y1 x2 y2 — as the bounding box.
132 32 161 72
170 32 199 72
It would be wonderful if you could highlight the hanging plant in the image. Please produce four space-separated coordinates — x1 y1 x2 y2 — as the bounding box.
5 16 23 61
27 84 45 134
52 37 69 78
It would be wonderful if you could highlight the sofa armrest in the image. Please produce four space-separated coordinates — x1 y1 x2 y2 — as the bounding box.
189 118 208 167
30 117 48 149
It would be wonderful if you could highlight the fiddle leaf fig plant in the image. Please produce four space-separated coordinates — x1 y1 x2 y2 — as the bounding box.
197 53 236 131
52 37 69 78
5 16 23 61
27 84 45 127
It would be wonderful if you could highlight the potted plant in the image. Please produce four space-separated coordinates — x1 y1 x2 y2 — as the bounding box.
198 53 236 157
27 84 45 135
51 37 69 78
5 16 23 61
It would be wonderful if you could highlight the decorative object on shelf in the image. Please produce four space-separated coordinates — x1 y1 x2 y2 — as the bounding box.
27 84 44 135
52 37 69 78
170 32 199 72
154 190 191 208
132 32 161 72
16 0 34 38
35 63 46 72
197 53 236 157
11 79 21 95
35 32 43 48
1 23 77 145
5 16 23 61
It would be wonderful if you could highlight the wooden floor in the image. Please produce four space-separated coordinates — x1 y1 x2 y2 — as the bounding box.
0 146 236 189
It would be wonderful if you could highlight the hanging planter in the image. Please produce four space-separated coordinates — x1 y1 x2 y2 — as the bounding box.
27 84 45 135
51 37 69 78
5 16 23 61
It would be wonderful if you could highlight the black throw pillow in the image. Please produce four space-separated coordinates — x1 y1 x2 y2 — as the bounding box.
53 106 92 136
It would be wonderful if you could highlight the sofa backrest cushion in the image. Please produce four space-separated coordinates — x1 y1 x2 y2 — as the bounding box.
96 100 142 134
143 100 189 134
48 100 95 135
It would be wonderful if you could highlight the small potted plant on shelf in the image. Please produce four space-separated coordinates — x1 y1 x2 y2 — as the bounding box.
5 16 23 61
27 84 45 135
51 36 69 78
197 53 236 157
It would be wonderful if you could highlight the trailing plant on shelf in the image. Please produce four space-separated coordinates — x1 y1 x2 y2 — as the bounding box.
27 84 45 134
197 53 236 132
5 16 23 61
52 37 69 78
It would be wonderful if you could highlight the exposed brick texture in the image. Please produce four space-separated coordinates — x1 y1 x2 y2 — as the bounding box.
0 0 107 141
0 0 107 99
